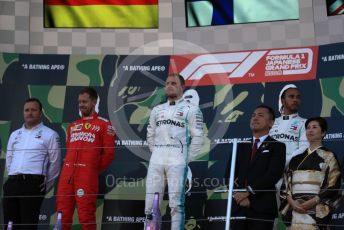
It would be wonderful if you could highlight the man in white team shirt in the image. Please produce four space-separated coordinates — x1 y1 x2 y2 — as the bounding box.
269 84 309 168
2 98 61 230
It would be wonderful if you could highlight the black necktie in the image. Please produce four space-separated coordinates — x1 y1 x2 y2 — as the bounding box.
250 139 260 161
169 101 175 106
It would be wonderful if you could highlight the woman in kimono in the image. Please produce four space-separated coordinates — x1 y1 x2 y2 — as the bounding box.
280 117 342 230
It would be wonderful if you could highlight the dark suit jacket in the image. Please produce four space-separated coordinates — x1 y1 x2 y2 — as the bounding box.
225 136 286 218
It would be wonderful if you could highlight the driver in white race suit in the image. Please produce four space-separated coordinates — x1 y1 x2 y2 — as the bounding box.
269 84 309 195
145 74 204 230
270 84 309 167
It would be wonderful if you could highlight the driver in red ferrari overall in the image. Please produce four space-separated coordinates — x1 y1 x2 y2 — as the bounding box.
56 87 115 230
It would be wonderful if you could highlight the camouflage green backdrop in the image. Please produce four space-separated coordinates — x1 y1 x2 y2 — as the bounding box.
0 42 344 229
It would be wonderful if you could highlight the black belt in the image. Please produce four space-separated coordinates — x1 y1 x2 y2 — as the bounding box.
9 174 45 180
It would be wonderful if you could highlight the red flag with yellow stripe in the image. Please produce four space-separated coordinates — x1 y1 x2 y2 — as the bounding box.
44 0 158 28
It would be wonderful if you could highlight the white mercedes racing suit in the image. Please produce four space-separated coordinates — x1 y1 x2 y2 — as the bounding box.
269 113 309 194
269 113 309 167
145 98 204 230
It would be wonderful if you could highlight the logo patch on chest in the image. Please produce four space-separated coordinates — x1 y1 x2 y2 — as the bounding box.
156 119 185 127
71 124 83 132
84 123 91 129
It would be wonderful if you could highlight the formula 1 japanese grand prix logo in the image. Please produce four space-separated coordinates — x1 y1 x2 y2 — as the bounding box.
173 47 318 86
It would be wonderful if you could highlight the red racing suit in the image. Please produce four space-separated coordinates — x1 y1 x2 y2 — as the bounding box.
56 113 115 230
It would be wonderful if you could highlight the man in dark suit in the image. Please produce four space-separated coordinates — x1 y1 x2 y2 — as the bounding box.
226 105 286 230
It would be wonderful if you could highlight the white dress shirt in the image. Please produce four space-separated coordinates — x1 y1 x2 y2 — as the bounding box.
253 134 268 149
6 122 61 190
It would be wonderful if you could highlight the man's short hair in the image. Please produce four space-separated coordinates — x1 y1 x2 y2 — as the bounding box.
79 87 98 100
255 104 275 120
305 117 328 133
168 73 185 86
25 98 42 111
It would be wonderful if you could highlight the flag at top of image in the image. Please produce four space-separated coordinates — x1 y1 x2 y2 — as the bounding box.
44 0 158 28
186 0 299 27
326 0 344 16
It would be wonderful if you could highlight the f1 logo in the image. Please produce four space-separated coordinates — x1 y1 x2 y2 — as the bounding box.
179 48 314 83
180 51 267 80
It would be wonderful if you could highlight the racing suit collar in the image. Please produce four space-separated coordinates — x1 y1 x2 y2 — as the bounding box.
82 113 98 120
168 98 184 106
281 113 298 120
23 122 43 130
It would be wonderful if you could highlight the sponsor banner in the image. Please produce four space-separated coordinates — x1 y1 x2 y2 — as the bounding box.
169 47 318 86
322 117 344 167
3 54 69 86
101 200 145 230
330 199 344 230
317 42 344 78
